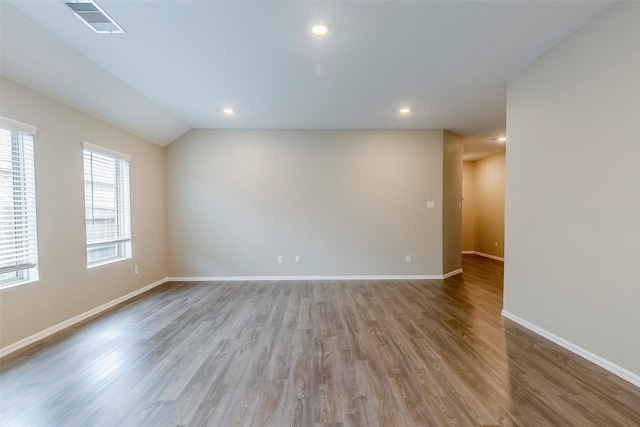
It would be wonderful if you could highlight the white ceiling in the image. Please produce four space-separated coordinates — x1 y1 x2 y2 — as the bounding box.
1 1 614 158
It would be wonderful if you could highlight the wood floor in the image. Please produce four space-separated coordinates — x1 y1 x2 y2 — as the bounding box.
1 255 639 426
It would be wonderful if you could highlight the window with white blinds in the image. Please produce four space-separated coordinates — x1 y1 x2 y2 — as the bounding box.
0 117 39 288
82 142 131 267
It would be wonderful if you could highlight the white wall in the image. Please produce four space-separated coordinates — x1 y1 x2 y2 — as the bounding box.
0 78 168 349
504 2 640 378
166 129 447 277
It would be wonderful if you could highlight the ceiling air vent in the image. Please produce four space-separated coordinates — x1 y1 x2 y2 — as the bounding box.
66 1 125 34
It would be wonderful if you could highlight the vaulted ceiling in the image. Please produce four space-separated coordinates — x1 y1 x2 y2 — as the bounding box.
1 1 614 159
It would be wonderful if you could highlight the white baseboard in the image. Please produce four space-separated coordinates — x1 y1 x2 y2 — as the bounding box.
167 274 445 282
462 251 504 262
0 277 169 359
501 310 640 388
443 268 463 279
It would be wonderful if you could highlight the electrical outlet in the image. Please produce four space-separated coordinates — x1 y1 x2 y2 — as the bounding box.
405 255 412 263
134 265 139 275
277 256 283 264
494 241 498 248
295 255 300 263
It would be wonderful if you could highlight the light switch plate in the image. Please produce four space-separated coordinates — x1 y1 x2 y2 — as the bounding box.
427 201 435 209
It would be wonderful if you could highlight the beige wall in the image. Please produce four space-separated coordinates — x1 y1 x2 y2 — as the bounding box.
0 77 168 349
504 2 640 377
461 161 475 251
462 152 505 257
166 129 447 277
442 131 463 273
473 152 505 258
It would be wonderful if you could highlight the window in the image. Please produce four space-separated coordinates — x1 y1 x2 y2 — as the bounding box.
0 117 39 288
83 142 131 267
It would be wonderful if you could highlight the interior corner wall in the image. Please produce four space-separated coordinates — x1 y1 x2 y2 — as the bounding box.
0 77 168 349
473 152 505 258
442 130 463 274
166 129 446 277
461 161 476 252
504 2 640 378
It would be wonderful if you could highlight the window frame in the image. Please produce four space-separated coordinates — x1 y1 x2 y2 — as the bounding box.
82 142 132 268
0 116 39 289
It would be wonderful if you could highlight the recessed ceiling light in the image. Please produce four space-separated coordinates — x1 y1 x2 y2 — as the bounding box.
399 107 411 114
223 108 234 115
311 23 330 37
497 137 507 141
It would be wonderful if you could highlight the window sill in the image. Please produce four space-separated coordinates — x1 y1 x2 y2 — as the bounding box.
87 256 131 269
0 277 39 290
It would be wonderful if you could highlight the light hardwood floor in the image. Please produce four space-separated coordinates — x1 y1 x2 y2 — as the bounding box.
1 255 639 426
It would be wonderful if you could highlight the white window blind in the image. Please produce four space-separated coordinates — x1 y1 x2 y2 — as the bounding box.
82 142 131 267
0 117 39 288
